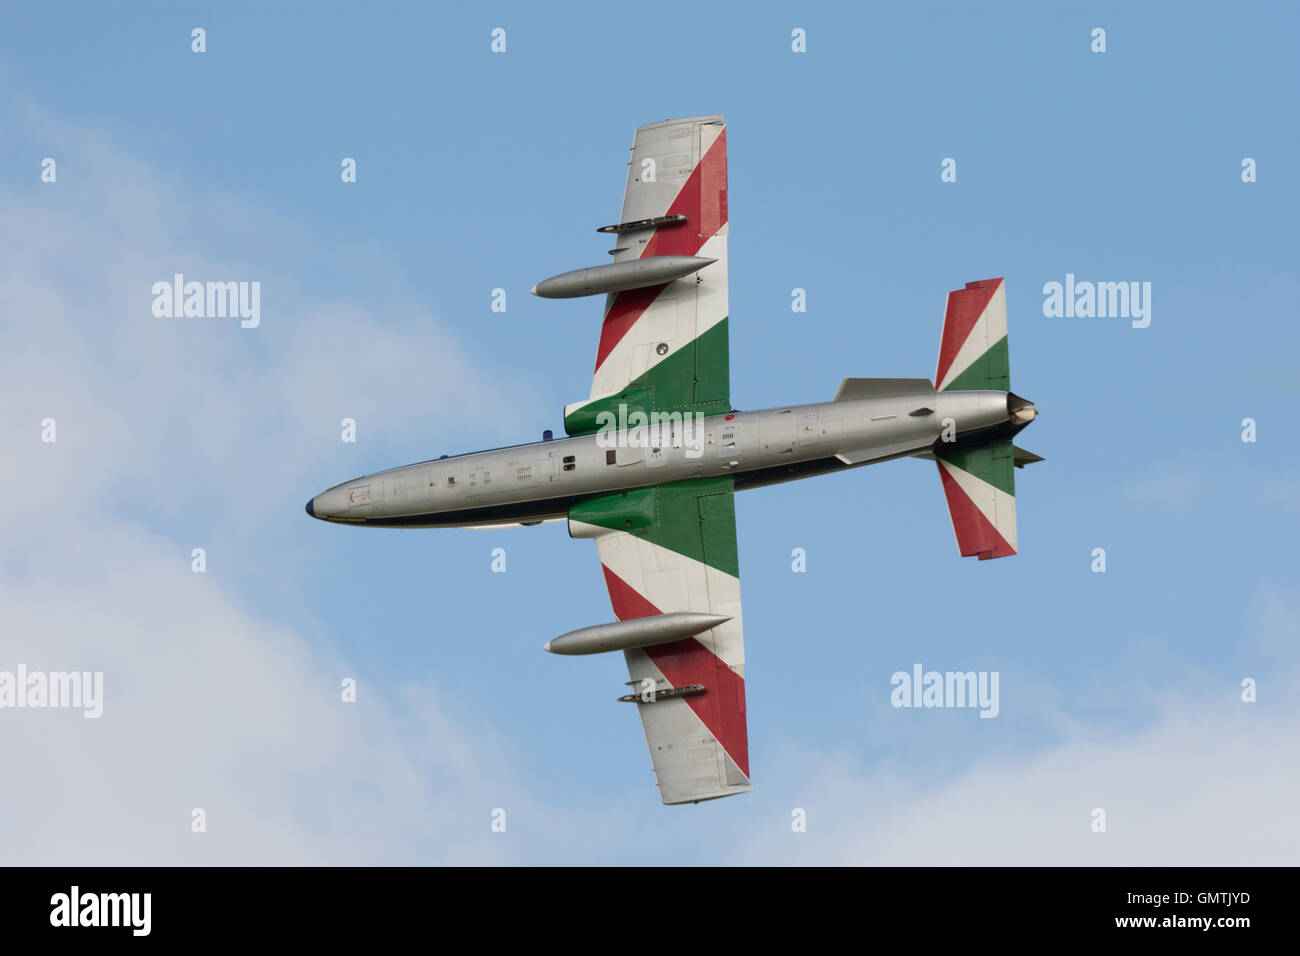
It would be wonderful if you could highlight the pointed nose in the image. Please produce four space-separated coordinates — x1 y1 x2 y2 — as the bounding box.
305 486 356 521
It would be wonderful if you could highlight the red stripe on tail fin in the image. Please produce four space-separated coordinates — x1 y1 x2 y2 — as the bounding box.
936 462 1016 560
935 278 1003 387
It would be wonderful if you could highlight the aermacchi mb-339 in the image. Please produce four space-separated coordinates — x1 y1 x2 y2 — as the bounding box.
306 115 1042 805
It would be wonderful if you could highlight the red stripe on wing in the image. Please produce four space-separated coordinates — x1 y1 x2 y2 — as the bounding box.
601 563 749 778
593 128 729 372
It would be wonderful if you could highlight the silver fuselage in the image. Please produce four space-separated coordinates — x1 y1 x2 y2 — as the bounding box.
307 388 1016 528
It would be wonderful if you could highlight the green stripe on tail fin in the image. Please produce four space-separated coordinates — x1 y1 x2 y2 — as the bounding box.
936 278 1009 392
935 440 1018 560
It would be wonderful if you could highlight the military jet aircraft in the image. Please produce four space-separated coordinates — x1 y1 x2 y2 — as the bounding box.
306 115 1041 804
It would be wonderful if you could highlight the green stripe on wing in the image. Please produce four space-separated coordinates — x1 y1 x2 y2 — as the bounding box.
570 476 739 579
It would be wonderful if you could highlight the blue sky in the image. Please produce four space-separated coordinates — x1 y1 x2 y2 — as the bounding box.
1 1 1296 864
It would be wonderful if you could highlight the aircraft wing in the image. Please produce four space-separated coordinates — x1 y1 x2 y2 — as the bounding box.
569 477 750 804
563 115 731 436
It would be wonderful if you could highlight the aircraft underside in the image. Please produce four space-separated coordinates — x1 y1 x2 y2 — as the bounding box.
306 114 1041 805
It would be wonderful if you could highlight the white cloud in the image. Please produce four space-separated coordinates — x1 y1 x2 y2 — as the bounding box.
725 700 1297 865
3 101 1296 866
0 100 525 536
0 104 598 864
724 590 1300 865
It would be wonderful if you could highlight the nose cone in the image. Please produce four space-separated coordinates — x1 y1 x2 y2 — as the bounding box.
304 485 355 521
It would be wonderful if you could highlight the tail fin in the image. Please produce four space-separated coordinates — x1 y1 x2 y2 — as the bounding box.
935 277 1009 392
936 442 1018 559
933 278 1040 559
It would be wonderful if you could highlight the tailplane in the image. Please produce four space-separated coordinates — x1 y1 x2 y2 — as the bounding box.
933 278 1041 559
936 442 1018 559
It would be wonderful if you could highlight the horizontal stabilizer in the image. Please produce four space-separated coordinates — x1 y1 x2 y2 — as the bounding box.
930 279 1034 560
936 278 1008 392
936 441 1018 560
833 377 934 402
1013 446 1044 469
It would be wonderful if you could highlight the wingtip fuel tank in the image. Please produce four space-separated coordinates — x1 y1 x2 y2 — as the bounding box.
544 611 732 655
530 255 716 299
